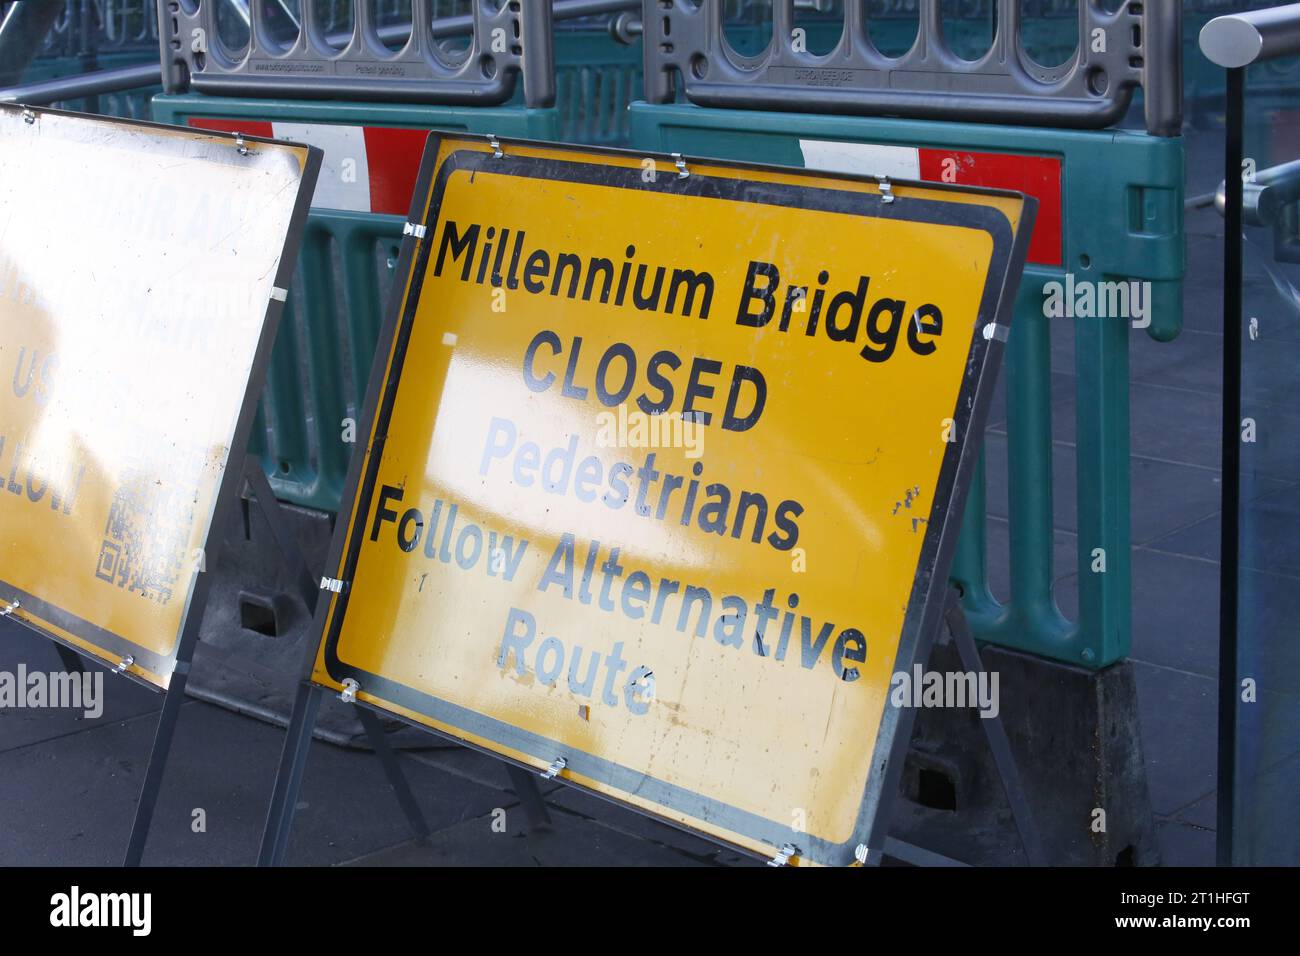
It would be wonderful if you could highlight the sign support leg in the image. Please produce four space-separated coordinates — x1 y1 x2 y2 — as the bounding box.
860 622 940 867
53 643 85 676
248 458 431 858
355 705 431 844
248 454 551 855
242 458 320 612
505 764 553 831
258 680 322 866
942 590 1046 866
870 588 1047 867
123 665 190 867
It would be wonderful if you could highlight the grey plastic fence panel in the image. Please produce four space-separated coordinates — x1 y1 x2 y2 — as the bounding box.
642 0 1183 136
158 0 556 108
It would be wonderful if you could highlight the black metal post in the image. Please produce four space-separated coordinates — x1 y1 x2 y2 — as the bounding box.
945 594 1045 866
505 764 554 831
257 681 323 867
244 459 321 614
53 643 85 676
1217 65 1244 869
123 667 190 867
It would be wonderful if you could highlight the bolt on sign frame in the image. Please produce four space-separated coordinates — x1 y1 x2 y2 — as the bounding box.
641 0 1182 136
260 132 1035 867
0 104 320 863
157 0 557 108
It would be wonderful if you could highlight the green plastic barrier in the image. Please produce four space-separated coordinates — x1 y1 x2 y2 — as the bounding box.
151 93 560 511
555 27 642 146
628 103 1184 668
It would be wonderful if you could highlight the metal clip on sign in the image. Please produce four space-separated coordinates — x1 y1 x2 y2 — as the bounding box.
641 0 1183 136
158 0 558 108
768 843 799 867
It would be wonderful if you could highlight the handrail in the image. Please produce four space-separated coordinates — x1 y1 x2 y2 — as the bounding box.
0 62 162 105
1200 3 1300 68
1215 157 1300 226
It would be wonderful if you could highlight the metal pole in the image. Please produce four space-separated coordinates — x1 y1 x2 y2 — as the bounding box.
123 668 190 867
1216 66 1244 869
257 681 322 867
54 643 85 677
946 593 1046 866
244 459 320 614
505 764 553 831
0 62 161 105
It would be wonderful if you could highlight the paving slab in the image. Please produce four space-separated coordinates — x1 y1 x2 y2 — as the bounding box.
343 808 717 867
0 697 507 867
1155 818 1216 868
546 784 759 867
1132 662 1217 821
0 619 162 752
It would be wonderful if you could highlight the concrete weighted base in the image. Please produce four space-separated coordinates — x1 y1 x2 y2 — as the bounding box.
889 636 1158 866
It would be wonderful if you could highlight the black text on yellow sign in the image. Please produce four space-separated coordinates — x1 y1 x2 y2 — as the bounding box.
312 137 1032 866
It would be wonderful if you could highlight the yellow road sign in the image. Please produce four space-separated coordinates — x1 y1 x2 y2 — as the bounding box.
0 106 319 689
311 135 1033 865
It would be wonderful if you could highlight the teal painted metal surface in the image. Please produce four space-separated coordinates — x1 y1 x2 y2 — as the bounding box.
628 103 1184 668
151 93 560 511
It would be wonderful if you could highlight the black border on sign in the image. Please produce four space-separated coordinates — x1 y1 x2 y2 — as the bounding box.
0 103 322 690
313 133 1036 867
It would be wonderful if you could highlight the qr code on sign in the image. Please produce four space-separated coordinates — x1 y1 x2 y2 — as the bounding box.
94 463 200 605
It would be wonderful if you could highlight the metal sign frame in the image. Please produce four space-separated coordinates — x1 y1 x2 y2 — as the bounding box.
261 131 1035 866
0 103 321 863
157 0 557 108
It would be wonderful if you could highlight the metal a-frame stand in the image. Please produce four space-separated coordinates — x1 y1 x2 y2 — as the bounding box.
259 578 1040 869
243 459 552 866
865 588 1045 868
